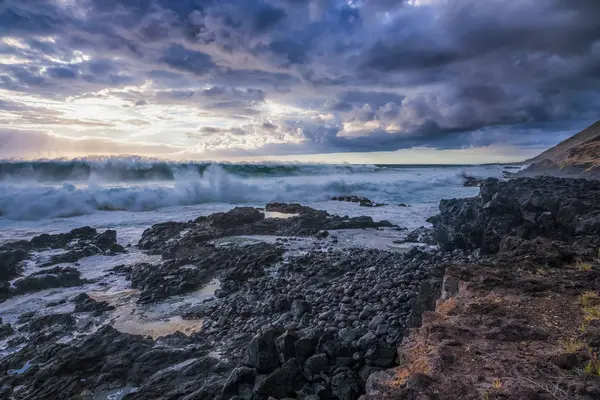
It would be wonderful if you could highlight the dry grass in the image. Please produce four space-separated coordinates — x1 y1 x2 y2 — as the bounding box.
522 378 575 400
492 378 503 390
583 353 600 377
581 291 600 323
576 262 593 272
560 338 586 354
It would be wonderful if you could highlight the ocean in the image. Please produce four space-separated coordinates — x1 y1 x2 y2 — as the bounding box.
0 158 510 244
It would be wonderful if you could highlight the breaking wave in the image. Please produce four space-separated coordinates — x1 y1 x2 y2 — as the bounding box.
0 163 470 220
0 157 385 183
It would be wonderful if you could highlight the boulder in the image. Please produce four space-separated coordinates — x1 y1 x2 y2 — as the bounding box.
276 331 299 364
364 342 397 367
290 299 310 318
14 267 84 294
303 353 329 382
25 313 75 332
0 249 26 280
254 359 303 398
0 322 14 340
247 330 280 373
73 293 115 315
331 368 361 400
94 229 118 251
221 367 257 399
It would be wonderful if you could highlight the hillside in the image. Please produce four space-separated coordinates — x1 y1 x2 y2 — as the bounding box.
521 120 600 178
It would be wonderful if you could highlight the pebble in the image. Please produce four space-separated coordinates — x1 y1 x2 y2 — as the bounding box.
368 315 385 331
338 328 356 342
375 324 389 336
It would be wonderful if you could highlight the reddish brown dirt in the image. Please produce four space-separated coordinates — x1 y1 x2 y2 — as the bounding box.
362 257 600 400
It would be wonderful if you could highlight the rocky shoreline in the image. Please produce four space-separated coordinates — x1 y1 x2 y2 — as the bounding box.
0 177 599 399
365 177 600 399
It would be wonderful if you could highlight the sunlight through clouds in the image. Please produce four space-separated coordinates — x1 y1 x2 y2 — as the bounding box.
0 0 598 161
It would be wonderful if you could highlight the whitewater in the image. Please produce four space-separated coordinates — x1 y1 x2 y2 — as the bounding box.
0 158 511 243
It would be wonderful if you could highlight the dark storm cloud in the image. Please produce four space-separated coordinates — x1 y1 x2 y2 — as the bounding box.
253 3 287 33
46 66 79 79
361 0 600 73
160 44 215 75
0 0 599 156
326 90 406 111
0 1 69 36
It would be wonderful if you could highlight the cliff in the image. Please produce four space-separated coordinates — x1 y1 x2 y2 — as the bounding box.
520 121 600 178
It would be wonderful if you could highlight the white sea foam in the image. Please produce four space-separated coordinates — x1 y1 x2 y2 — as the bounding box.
0 163 499 221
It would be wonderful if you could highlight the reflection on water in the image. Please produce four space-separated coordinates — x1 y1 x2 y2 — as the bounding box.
7 360 33 375
88 288 138 304
93 385 137 400
111 315 202 339
96 280 220 339
262 211 299 219
191 279 221 300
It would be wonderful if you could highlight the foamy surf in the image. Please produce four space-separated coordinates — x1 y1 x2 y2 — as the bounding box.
0 162 501 221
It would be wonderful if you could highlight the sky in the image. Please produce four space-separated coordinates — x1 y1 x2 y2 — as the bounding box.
0 0 599 163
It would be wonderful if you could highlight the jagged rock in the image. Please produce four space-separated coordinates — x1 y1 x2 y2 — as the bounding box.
0 249 27 280
14 267 84 294
303 353 329 382
318 334 352 360
247 330 280 373
137 221 191 253
290 299 310 318
139 206 393 256
94 229 117 251
25 313 75 332
0 321 14 340
396 226 435 245
221 367 257 399
73 293 115 315
333 196 387 207
357 332 377 350
338 328 356 343
364 342 397 367
208 207 265 229
254 358 303 398
124 243 283 304
0 280 10 301
294 335 318 363
39 246 101 267
331 368 361 400
109 243 126 253
1 226 98 252
276 331 299 364
265 203 318 214
428 177 600 254
461 174 484 187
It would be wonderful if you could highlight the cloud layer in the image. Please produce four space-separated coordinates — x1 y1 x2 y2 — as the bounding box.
1 0 599 159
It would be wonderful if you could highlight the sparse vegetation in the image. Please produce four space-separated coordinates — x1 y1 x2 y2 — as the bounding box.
583 353 600 377
523 378 574 400
581 291 600 323
535 267 546 275
560 338 586 354
492 378 503 390
576 261 592 272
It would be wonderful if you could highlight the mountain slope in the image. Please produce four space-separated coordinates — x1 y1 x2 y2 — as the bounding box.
528 120 600 164
521 120 600 178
